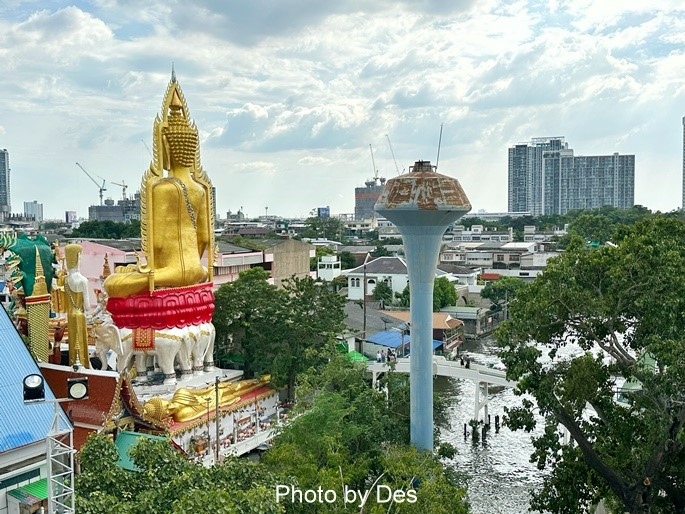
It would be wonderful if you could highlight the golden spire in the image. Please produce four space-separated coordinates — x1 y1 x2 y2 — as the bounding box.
102 253 112 279
32 247 49 297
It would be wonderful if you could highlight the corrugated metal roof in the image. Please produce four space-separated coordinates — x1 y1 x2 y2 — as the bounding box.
7 478 48 502
366 330 442 351
0 305 69 454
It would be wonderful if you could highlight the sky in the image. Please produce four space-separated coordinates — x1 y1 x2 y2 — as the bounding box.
1 1 684 221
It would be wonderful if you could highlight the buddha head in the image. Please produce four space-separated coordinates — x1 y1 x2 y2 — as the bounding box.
162 90 199 169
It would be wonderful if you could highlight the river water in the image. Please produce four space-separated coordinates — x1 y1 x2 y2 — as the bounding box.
437 336 547 514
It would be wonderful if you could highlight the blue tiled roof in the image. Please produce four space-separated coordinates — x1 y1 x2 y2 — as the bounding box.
366 330 442 351
0 305 68 453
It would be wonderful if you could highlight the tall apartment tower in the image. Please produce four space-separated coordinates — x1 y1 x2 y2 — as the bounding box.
24 200 44 222
543 152 634 215
509 138 635 216
508 137 567 215
0 149 11 216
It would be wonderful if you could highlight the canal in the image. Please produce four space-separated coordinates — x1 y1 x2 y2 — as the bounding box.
437 336 547 514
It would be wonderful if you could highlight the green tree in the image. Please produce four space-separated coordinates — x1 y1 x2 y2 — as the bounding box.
76 434 286 514
394 279 457 311
372 280 393 305
71 219 140 239
262 356 469 514
395 284 410 307
271 275 346 398
433 277 457 311
302 216 345 241
370 244 391 258
212 267 281 376
567 213 614 244
213 269 346 399
497 215 685 514
339 251 357 269
480 276 526 313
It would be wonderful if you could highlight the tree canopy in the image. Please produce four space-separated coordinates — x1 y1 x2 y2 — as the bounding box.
301 216 345 241
212 268 346 398
394 277 457 311
76 434 286 514
480 276 526 312
497 215 685 513
71 219 140 239
261 356 469 513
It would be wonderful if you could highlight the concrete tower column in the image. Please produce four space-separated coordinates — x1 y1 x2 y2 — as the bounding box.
375 160 471 451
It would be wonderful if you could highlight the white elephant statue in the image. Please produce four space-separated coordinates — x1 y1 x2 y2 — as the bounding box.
185 322 216 375
93 320 191 385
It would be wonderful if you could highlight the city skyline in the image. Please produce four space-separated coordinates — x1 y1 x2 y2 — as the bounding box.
1 2 684 220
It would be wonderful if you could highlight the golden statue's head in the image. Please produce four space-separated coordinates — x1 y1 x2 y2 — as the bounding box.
64 243 82 270
162 90 199 169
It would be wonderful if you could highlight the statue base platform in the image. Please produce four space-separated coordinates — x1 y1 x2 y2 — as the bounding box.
107 283 215 329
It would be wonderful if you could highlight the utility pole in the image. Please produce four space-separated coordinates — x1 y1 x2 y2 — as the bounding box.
362 264 367 343
215 376 220 464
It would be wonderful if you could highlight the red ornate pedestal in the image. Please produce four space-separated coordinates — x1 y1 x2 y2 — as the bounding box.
106 283 215 329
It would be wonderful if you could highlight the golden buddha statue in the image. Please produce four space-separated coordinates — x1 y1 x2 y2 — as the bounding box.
104 72 215 298
64 243 91 368
143 378 264 423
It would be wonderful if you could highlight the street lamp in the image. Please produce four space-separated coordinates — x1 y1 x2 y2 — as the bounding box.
23 373 89 514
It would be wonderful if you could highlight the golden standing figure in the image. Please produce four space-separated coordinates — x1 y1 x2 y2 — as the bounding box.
65 243 91 368
51 240 68 316
103 71 215 298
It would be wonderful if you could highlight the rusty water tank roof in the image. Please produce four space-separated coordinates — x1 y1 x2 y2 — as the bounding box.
374 160 471 212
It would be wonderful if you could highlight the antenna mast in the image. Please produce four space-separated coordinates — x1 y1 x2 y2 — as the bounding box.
386 135 400 175
435 123 443 171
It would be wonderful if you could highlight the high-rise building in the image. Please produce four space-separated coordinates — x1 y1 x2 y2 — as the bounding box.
23 200 43 222
542 152 634 215
509 138 635 216
508 137 567 215
355 178 386 220
0 149 11 215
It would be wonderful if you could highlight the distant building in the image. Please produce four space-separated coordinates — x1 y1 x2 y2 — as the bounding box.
0 149 11 216
23 201 43 222
261 239 315 288
88 194 140 223
682 117 685 209
543 152 634 215
508 137 568 215
509 137 635 215
355 178 386 220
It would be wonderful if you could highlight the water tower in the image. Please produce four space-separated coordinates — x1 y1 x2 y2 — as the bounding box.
375 160 471 451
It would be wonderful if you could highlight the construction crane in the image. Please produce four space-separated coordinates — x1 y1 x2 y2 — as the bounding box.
111 180 128 201
386 134 401 175
75 162 107 205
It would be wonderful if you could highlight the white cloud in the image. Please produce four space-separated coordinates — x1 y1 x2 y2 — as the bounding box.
1 0 684 219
